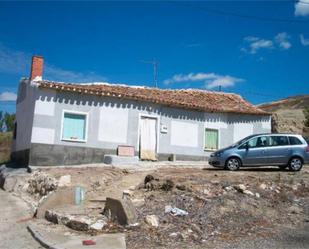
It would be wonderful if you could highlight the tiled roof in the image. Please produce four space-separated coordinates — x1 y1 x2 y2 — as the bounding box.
37 80 269 115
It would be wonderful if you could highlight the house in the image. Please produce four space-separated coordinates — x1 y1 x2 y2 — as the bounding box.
11 56 271 166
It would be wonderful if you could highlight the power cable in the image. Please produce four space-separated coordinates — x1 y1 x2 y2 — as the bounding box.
172 1 309 24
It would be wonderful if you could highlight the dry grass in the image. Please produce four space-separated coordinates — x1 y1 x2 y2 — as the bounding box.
0 132 12 164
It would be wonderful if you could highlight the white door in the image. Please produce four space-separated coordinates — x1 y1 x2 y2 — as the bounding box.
139 117 157 161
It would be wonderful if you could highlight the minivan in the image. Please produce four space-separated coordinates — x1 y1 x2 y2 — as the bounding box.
209 134 309 171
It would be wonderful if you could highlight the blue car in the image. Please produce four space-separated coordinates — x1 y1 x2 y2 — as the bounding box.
209 134 309 171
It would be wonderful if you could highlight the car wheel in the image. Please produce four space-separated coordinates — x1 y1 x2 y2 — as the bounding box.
288 157 303 172
225 157 241 171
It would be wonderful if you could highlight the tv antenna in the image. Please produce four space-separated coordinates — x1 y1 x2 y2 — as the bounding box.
141 58 158 88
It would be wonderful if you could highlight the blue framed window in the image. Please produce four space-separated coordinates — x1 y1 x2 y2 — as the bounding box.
62 112 87 141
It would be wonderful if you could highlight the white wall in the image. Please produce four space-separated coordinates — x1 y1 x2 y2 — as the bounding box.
13 80 37 151
233 122 254 142
31 127 55 144
34 90 56 116
98 106 128 143
170 121 198 147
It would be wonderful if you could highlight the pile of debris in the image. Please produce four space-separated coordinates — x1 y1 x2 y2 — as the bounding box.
27 171 58 197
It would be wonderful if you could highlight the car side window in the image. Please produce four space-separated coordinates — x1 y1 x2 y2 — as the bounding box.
289 136 302 145
270 136 289 146
239 136 270 149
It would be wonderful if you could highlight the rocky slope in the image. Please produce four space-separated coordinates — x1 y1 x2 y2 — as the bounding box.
258 95 309 138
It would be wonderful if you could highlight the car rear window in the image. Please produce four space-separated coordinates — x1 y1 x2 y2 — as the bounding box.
289 136 303 145
270 136 289 146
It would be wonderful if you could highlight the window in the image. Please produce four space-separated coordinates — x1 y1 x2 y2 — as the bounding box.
241 136 270 149
204 129 218 150
270 136 289 146
289 136 302 145
62 112 87 142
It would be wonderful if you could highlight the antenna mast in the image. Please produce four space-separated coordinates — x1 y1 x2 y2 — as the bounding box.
142 59 158 88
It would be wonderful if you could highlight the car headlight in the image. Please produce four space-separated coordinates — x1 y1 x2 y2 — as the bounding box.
214 152 222 157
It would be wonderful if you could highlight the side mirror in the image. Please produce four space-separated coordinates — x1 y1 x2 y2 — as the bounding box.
245 143 249 150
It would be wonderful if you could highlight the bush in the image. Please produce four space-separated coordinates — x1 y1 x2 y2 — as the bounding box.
304 107 309 127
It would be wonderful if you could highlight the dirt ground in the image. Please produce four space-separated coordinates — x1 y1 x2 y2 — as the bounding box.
41 164 309 249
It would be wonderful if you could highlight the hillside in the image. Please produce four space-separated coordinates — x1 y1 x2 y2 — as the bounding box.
0 132 12 164
258 95 309 138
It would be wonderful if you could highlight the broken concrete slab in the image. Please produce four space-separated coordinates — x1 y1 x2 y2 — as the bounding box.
28 223 126 249
0 166 29 191
36 187 77 219
104 197 137 225
45 208 107 232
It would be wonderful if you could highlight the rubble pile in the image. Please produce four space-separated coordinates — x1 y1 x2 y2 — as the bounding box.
27 171 58 197
125 171 309 249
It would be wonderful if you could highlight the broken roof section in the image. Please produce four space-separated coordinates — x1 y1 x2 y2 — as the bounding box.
37 80 269 115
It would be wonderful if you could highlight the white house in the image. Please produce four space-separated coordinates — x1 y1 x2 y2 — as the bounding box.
11 56 271 166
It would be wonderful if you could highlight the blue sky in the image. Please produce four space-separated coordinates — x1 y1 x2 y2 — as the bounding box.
0 1 309 113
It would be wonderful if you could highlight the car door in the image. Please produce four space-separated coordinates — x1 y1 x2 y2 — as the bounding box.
238 136 270 166
265 135 291 165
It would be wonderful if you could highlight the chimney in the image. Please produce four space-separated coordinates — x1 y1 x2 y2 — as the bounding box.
30 55 44 81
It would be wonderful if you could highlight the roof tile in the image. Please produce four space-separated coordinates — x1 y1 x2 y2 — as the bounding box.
37 80 269 115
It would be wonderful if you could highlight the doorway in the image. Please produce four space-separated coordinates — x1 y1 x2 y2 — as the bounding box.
139 116 158 161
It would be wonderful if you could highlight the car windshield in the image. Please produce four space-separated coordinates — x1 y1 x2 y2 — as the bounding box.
231 135 257 147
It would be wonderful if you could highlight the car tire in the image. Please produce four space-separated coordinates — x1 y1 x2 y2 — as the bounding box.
225 157 241 171
288 157 303 172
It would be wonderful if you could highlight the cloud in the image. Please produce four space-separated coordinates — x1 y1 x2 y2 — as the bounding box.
0 91 17 101
44 66 106 83
163 72 244 89
242 36 273 54
0 44 107 82
242 32 291 54
275 32 292 50
300 34 309 46
295 0 309 17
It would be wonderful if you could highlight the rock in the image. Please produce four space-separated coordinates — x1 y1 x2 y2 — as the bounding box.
169 232 178 237
203 189 210 195
145 215 159 227
161 179 174 191
243 190 255 196
67 216 93 231
90 219 106 231
104 197 137 225
131 198 145 207
292 184 300 191
176 184 186 191
122 189 134 199
224 186 234 191
58 175 71 187
2 176 18 192
259 183 267 190
255 193 261 198
234 184 247 192
144 175 155 185
288 205 302 214
128 185 136 191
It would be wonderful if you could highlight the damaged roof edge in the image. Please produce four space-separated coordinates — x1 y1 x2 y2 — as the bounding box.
35 80 271 116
